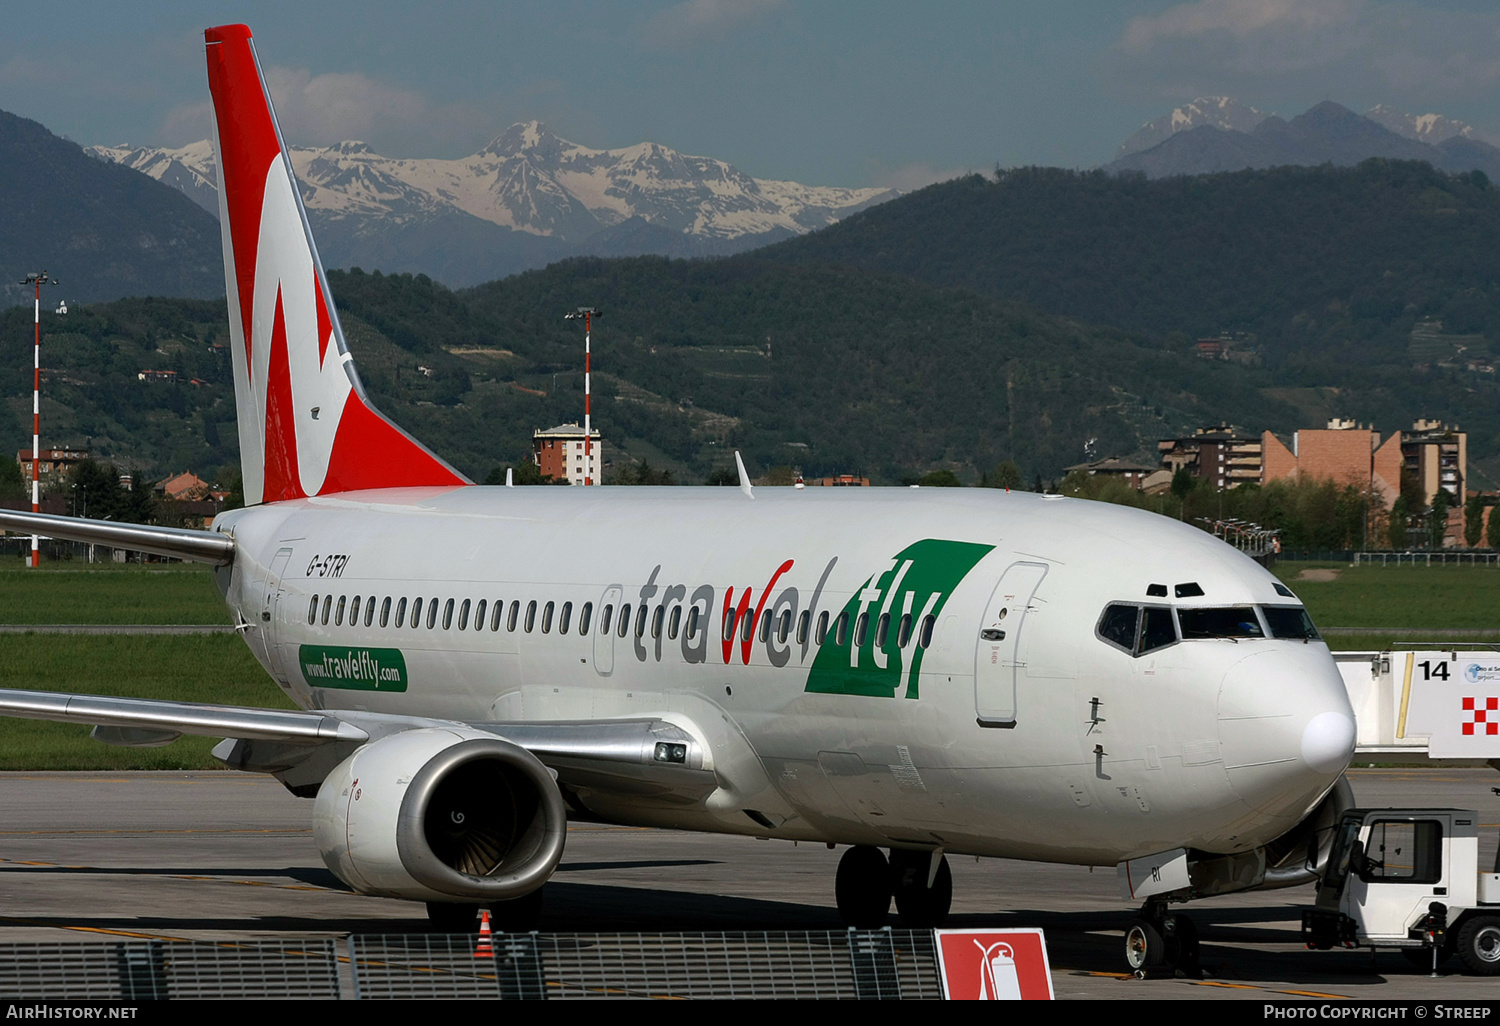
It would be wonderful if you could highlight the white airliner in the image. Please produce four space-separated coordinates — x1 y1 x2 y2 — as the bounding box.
0 24 1356 972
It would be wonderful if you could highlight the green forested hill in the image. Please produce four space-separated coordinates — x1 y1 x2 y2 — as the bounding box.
1 265 1296 487
761 161 1500 352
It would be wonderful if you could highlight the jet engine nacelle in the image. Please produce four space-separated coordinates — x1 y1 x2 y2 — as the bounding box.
312 727 567 903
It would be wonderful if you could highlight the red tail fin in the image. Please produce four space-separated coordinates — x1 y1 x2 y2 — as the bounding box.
205 24 466 504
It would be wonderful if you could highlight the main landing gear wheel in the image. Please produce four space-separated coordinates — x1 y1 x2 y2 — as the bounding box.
836 846 892 928
890 849 953 928
426 902 479 932
1456 915 1500 976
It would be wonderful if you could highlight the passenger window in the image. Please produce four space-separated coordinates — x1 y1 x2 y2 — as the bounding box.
816 611 830 645
473 599 485 631
349 596 360 625
525 600 537 633
308 596 318 625
834 612 849 646
364 596 375 628
919 614 936 649
875 613 890 648
651 605 664 639
685 606 699 640
427 599 439 630
579 602 592 635
395 597 407 628
410 597 423 628
897 613 912 649
741 610 755 643
542 601 554 634
797 610 810 645
507 601 519 632
490 600 503 632
618 604 631 638
758 611 770 643
635 604 648 638
443 599 455 630
600 603 613 635
723 610 736 642
668 605 681 640
335 596 345 627
854 613 869 647
559 602 572 635
321 595 332 626
777 610 791 644
380 597 391 628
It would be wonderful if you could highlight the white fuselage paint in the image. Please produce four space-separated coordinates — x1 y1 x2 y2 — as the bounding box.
214 485 1354 868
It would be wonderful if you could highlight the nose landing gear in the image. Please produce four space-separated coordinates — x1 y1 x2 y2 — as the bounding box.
835 846 953 929
1125 899 1200 977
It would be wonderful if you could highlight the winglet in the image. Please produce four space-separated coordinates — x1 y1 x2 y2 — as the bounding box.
734 451 754 499
204 24 467 505
506 467 514 487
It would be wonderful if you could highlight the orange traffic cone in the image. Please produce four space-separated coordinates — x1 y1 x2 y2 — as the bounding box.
473 909 493 958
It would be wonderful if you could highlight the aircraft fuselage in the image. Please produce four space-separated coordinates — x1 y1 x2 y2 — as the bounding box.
214 483 1354 868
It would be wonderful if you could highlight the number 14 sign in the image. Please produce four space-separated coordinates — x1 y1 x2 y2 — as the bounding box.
1400 651 1500 758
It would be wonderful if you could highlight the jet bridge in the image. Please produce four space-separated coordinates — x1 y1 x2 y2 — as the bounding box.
1334 649 1500 759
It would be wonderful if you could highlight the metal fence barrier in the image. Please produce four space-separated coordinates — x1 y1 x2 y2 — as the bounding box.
0 940 342 1000
0 930 942 1000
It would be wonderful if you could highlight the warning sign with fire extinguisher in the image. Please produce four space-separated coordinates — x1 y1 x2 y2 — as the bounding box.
933 929 1054 1000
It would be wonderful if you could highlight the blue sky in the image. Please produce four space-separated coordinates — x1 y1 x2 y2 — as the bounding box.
4 1 1499 188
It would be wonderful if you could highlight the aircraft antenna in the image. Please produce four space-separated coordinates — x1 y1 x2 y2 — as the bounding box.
734 451 754 499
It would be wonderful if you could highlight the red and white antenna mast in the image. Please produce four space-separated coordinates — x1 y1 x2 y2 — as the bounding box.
564 307 600 485
20 271 57 567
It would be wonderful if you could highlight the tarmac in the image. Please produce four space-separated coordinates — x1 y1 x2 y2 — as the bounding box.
0 765 1497 1000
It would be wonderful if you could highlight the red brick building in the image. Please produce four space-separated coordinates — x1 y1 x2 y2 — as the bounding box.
532 424 601 485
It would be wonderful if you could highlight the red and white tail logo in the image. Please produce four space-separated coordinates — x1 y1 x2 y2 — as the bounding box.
205 24 466 505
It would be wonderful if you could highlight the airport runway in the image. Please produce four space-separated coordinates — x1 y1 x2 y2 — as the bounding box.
1 766 1498 1000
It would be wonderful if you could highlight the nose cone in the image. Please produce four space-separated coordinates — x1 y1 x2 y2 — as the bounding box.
1218 647 1355 830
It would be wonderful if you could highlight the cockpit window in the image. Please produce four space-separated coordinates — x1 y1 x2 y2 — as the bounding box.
1262 605 1321 640
1098 604 1137 652
1178 606 1264 640
1096 603 1177 656
1139 606 1176 652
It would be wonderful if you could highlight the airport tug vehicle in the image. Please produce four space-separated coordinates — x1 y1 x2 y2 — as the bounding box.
1302 807 1500 975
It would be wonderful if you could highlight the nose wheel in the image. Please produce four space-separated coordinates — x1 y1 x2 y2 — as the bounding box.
1125 902 1199 977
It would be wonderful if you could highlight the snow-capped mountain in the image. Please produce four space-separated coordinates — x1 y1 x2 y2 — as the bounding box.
1363 105 1477 145
1114 97 1267 159
92 121 896 249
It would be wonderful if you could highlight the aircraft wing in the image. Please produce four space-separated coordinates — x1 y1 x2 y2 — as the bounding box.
0 688 714 801
0 688 366 744
0 510 234 566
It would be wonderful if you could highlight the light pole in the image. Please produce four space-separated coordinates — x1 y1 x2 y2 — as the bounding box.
20 271 58 567
564 307 600 485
